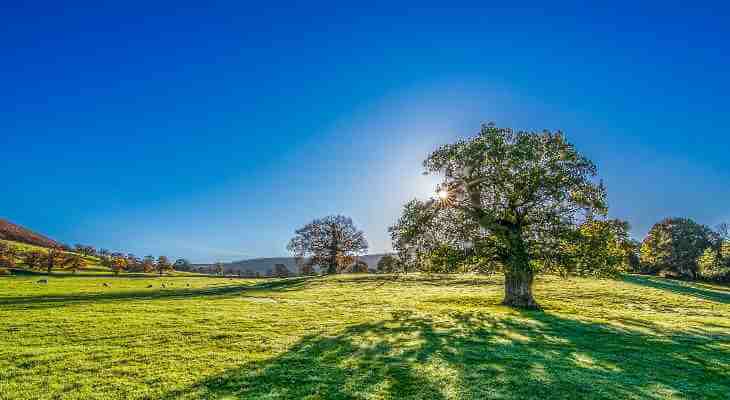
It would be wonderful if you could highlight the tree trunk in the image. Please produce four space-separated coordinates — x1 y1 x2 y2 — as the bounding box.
503 270 540 309
501 228 541 310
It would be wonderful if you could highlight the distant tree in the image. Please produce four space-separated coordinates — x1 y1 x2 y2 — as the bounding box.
141 256 156 273
697 224 730 282
242 269 256 278
173 258 192 271
213 262 224 276
23 251 45 270
110 257 127 275
288 215 368 274
65 253 87 274
122 254 139 272
98 249 110 258
45 247 65 274
640 218 717 279
156 256 172 276
299 262 316 276
0 242 10 258
273 263 290 278
376 254 401 274
424 124 607 308
0 243 17 269
347 260 369 273
0 243 16 269
74 244 96 256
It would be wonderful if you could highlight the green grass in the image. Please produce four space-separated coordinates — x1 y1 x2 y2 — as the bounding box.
0 274 728 399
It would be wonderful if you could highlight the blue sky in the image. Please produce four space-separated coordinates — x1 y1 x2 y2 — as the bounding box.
2 2 729 262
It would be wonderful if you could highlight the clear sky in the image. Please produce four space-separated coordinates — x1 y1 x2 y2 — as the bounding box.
2 2 729 262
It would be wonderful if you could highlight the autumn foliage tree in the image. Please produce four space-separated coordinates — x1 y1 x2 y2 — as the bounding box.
65 253 87 273
45 247 65 274
110 257 127 275
423 123 608 309
156 256 172 276
288 215 368 274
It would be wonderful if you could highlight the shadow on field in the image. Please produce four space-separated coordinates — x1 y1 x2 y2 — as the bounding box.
161 309 729 400
623 275 730 304
0 278 313 310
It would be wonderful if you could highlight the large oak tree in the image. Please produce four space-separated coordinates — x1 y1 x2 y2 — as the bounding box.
288 215 368 274
424 123 607 309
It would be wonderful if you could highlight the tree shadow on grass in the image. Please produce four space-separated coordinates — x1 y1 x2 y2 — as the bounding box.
0 277 314 310
161 309 730 400
623 275 730 304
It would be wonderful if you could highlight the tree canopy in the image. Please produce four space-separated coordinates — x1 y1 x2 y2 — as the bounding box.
423 123 607 308
640 217 718 279
288 215 368 274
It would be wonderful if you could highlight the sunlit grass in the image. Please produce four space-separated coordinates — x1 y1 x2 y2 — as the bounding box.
0 274 728 399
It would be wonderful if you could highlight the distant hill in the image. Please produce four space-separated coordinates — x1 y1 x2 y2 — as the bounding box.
196 254 390 276
0 219 61 249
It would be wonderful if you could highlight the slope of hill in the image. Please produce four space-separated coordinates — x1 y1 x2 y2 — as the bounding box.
198 254 390 275
0 219 60 248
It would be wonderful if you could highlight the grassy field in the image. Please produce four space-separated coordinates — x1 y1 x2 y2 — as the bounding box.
0 274 728 400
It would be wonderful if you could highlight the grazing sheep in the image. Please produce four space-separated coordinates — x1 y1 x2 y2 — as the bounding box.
161 284 166 288
147 284 153 288
36 279 48 284
103 283 110 287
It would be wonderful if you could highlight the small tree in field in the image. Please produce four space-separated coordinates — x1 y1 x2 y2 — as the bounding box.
45 247 65 274
142 256 156 273
288 215 368 274
213 262 224 275
156 256 172 276
424 123 607 309
110 257 127 275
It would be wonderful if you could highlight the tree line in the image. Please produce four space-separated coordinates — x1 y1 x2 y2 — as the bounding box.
0 242 194 276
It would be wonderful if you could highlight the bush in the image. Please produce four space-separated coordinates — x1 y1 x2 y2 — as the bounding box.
0 267 10 275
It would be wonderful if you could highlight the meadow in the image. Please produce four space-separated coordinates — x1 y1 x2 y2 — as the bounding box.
1 274 728 400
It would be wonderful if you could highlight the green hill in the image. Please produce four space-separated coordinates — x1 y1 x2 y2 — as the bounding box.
0 273 728 399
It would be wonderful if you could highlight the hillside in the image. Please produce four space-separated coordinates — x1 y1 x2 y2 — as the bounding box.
0 219 60 248
0 274 728 399
203 253 389 275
